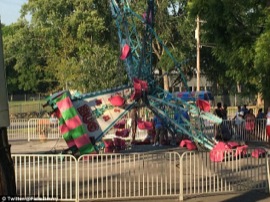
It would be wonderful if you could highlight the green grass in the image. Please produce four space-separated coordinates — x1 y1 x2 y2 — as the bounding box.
8 100 50 115
9 100 45 106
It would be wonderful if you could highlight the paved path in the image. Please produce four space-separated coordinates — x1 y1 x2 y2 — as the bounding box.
10 138 270 154
10 138 68 154
115 191 270 202
110 191 270 202
10 139 183 154
184 191 270 202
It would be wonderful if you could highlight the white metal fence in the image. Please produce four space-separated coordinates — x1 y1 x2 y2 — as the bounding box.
77 152 181 201
180 149 269 200
7 118 269 144
27 118 60 141
12 150 270 201
7 118 60 141
7 119 29 140
268 157 270 194
12 154 77 201
203 118 268 143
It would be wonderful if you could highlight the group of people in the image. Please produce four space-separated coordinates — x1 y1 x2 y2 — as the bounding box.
256 106 270 147
130 106 169 146
130 103 270 148
129 106 168 146
214 102 228 120
129 105 190 147
232 105 254 126
213 102 270 147
230 105 256 141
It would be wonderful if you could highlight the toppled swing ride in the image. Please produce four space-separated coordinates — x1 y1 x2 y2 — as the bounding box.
44 0 224 156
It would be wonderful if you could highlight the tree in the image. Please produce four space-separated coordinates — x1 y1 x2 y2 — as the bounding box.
19 0 125 93
254 13 270 109
1 24 19 94
2 21 57 94
129 0 195 91
187 0 268 104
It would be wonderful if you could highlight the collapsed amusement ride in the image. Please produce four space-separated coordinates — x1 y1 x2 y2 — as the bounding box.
44 0 224 156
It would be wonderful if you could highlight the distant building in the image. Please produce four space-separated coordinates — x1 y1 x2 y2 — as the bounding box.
168 73 212 93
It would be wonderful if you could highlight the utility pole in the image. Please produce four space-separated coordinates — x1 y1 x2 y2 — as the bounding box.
0 22 16 195
195 15 200 92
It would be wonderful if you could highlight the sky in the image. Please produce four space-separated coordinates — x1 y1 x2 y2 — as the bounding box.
0 0 28 25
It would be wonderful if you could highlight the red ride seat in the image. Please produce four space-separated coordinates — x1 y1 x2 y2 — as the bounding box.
108 95 125 107
196 99 211 112
131 78 142 100
137 120 153 130
120 44 130 60
130 78 148 100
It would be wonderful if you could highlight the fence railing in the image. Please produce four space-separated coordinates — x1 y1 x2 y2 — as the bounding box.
7 118 269 145
267 157 270 194
7 119 29 140
203 118 268 143
27 118 60 141
180 149 269 200
8 102 260 120
12 154 77 201
77 152 181 201
9 102 48 119
7 118 60 141
11 150 270 201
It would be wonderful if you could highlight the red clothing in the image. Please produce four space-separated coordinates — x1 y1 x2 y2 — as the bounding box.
266 125 270 137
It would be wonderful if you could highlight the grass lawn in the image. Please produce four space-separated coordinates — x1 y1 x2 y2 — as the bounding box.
8 100 50 115
9 100 45 106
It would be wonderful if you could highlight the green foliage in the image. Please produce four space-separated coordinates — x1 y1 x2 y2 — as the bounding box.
2 0 270 105
2 22 52 93
254 12 270 101
3 0 125 95
187 0 270 98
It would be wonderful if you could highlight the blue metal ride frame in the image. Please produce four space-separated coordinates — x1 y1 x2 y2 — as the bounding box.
138 0 155 86
110 0 155 89
110 0 190 93
109 0 222 150
44 0 221 152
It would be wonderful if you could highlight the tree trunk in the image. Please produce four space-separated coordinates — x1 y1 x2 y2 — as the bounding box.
257 93 263 106
163 70 169 91
221 88 231 106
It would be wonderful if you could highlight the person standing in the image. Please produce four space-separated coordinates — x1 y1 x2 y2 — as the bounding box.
241 104 249 117
233 106 242 121
244 109 256 140
214 102 223 140
266 107 270 147
152 115 164 146
256 108 265 139
222 104 228 120
214 102 223 119
130 107 138 143
233 106 245 139
256 108 264 119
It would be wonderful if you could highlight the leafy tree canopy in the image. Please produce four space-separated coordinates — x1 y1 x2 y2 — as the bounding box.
3 0 270 107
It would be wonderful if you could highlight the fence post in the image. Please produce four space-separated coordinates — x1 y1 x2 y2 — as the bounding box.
76 155 79 202
27 119 31 141
179 152 185 201
267 154 270 194
27 119 37 142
